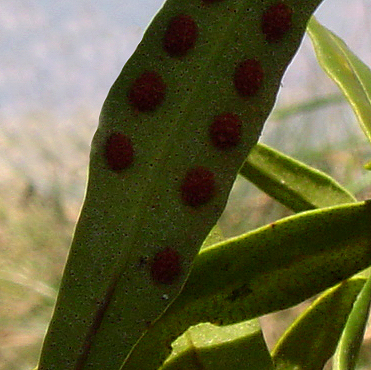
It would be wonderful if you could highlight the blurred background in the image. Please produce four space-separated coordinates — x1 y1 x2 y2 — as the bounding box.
1 0 371 369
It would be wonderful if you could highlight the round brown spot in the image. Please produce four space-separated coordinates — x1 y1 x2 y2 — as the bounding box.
181 166 215 206
234 59 264 97
164 14 198 57
128 71 166 111
151 248 181 285
105 132 134 172
210 113 242 149
262 2 293 43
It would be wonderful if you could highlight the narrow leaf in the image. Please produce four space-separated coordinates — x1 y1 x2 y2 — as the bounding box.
122 201 371 369
333 273 371 370
241 143 355 212
307 17 371 144
271 278 366 370
161 320 273 370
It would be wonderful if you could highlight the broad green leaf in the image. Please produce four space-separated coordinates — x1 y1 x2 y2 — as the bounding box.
333 273 371 370
38 1 324 369
308 17 371 144
122 201 371 369
241 143 355 212
271 278 366 370
161 320 273 370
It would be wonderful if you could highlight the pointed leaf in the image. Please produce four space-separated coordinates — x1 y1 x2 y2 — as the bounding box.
272 278 366 370
241 143 355 212
308 17 371 144
201 225 225 250
333 273 371 370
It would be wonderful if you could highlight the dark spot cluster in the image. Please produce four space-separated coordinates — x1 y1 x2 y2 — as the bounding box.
102 1 293 283
105 1 293 175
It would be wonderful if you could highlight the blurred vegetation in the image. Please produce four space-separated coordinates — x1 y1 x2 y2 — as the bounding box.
0 110 94 370
0 181 70 369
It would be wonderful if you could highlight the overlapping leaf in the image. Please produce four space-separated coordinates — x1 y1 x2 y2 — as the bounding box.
272 278 366 370
123 201 371 369
241 143 355 212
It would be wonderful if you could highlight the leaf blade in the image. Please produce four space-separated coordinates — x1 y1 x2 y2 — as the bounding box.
38 1 325 369
271 278 366 370
123 201 371 369
333 273 371 370
161 320 273 370
308 17 371 144
241 143 355 212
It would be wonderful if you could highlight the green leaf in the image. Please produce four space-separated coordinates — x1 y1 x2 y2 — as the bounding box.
333 273 371 370
201 225 225 250
240 143 355 212
38 1 325 369
271 278 366 370
122 201 371 369
307 17 371 145
161 320 273 370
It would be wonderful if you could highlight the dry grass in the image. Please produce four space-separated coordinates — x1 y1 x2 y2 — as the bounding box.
0 181 73 370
